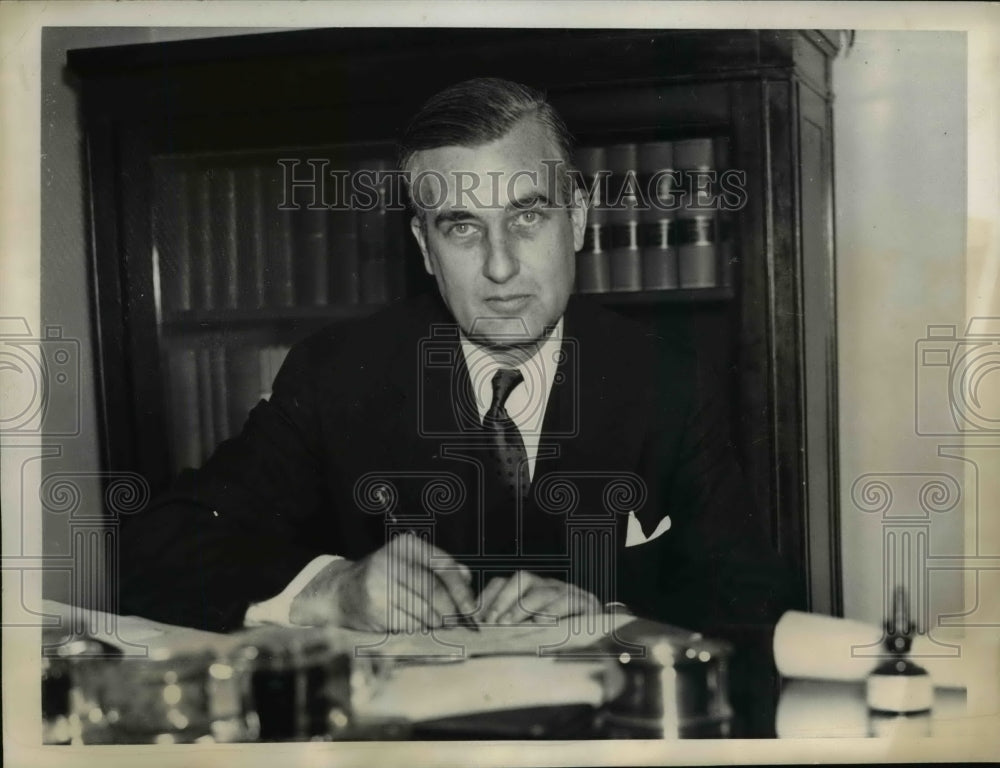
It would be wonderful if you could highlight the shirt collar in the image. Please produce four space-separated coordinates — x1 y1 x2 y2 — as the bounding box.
458 318 564 431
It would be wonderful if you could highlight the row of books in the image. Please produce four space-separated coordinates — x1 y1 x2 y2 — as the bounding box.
165 344 290 473
153 139 734 322
574 138 733 293
154 155 408 315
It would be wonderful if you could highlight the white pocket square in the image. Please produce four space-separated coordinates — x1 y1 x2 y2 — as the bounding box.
625 510 671 547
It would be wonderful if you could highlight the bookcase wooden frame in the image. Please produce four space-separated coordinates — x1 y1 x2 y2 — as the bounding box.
67 27 843 616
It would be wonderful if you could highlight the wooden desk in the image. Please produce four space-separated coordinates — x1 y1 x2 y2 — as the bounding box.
43 602 970 742
41 601 740 742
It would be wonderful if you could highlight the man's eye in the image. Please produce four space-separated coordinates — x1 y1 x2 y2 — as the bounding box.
515 210 542 226
448 222 475 237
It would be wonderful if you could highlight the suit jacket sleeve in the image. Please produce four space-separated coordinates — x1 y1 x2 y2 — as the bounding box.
119 341 334 632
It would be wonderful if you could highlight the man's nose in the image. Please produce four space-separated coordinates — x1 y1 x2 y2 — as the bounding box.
482 229 519 283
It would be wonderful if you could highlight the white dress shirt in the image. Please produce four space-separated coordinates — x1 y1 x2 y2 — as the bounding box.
459 318 563 482
245 319 564 626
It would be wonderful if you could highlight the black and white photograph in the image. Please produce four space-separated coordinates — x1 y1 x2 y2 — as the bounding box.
1 2 998 765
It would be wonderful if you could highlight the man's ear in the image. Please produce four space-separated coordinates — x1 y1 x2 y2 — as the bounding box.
569 185 589 252
409 215 434 275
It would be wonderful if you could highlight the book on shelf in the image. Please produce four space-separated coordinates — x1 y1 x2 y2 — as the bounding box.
209 346 231 446
226 345 263 437
154 166 193 313
606 143 642 292
572 135 734 296
329 207 362 304
294 198 331 307
574 146 610 294
673 138 718 289
195 347 217 461
357 157 389 305
264 162 296 308
637 141 679 291
236 165 268 310
357 156 408 305
190 168 215 310
166 347 201 473
209 166 240 310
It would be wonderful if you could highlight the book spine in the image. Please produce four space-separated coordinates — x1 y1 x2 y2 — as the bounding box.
154 166 193 312
574 146 610 293
195 347 216 462
211 166 240 310
265 162 295 308
226 345 262 436
381 165 408 303
641 218 678 291
637 141 678 290
235 166 267 308
577 224 610 294
166 347 201 473
210 346 231 445
190 169 215 310
295 203 330 306
674 138 718 288
329 209 361 304
606 143 642 292
358 158 390 305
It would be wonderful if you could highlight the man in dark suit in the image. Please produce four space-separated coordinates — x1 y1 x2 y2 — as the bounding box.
120 79 796 655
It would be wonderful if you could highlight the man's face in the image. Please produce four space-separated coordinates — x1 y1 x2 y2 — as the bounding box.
409 116 587 347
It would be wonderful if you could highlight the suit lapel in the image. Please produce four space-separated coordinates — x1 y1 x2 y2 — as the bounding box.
380 299 483 556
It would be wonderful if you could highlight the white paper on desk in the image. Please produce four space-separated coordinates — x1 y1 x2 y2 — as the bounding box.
323 612 636 659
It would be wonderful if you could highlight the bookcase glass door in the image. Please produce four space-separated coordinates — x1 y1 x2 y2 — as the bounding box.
151 147 414 474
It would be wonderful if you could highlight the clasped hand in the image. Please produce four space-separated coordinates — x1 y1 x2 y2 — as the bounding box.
289 533 601 631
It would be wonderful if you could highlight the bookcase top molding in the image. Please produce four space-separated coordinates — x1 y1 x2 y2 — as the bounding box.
66 28 844 121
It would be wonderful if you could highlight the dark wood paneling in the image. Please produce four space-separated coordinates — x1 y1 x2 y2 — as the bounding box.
729 79 777 548
798 82 842 615
765 78 809 603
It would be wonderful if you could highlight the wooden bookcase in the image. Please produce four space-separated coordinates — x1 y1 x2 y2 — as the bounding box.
67 28 843 615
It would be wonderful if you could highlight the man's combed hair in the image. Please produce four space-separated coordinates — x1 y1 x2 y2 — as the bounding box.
397 77 575 175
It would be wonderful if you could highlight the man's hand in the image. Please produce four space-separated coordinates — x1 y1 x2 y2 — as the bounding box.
474 571 602 625
288 534 476 631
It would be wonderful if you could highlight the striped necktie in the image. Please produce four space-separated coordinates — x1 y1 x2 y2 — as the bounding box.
482 368 529 554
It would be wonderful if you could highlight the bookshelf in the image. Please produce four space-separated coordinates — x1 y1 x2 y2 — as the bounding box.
67 28 843 615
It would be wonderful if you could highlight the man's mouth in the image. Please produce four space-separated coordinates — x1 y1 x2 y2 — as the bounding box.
484 294 532 312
